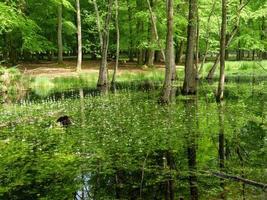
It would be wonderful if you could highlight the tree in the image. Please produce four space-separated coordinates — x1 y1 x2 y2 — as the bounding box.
76 0 82 72
206 0 251 80
216 0 227 102
111 0 120 88
159 0 175 104
182 0 198 95
96 0 113 92
57 3 63 64
198 0 216 77
146 0 166 65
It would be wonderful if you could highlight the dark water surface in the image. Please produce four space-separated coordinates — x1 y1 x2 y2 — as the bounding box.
0 81 266 200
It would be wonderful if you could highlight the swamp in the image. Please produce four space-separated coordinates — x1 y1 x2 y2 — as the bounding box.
0 0 267 199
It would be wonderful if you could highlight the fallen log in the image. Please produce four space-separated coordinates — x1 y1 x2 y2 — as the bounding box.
209 171 267 190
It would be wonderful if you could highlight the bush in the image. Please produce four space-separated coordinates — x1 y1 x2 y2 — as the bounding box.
0 66 27 102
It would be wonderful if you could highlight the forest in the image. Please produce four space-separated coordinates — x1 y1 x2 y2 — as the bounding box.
0 0 266 199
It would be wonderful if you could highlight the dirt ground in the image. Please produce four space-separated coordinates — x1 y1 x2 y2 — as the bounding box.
18 60 166 78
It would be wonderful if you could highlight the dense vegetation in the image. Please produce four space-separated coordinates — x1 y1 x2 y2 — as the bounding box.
0 0 266 199
0 0 267 99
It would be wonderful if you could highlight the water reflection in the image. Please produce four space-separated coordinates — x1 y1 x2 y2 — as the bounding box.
184 98 198 200
0 81 266 200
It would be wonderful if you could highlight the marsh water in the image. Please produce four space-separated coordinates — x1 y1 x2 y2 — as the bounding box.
0 80 266 200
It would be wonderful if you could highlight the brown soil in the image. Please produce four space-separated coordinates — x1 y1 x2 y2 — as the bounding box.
18 60 165 78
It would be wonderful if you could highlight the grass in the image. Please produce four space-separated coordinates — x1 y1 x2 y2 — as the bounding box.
1 61 266 99
203 60 267 77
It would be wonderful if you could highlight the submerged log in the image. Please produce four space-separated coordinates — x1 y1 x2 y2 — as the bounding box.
57 115 72 127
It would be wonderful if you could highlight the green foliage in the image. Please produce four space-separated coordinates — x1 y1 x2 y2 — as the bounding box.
0 78 266 198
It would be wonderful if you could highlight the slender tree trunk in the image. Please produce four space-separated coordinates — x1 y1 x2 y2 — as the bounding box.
76 0 82 72
92 0 103 49
237 31 241 61
216 0 227 102
146 0 166 62
147 0 156 67
111 0 120 87
159 0 175 104
199 0 216 75
206 54 220 80
57 3 63 64
136 0 144 65
182 0 197 95
206 0 247 80
252 50 255 60
97 0 113 92
260 17 266 59
195 6 200 79
176 40 184 64
126 0 134 61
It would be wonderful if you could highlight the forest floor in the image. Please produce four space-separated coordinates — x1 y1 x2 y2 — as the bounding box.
18 60 167 78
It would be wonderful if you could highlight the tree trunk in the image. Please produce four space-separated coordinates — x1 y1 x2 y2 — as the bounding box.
57 3 63 64
97 0 113 92
136 0 145 65
76 0 82 72
176 40 184 64
206 54 220 80
216 0 227 102
260 17 266 59
206 0 247 80
126 0 134 61
92 0 103 49
147 0 156 67
195 6 200 79
159 0 175 104
111 0 120 88
146 0 165 62
225 34 230 60
182 0 197 95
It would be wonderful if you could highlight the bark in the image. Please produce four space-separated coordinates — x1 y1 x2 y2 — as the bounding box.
237 31 241 61
260 17 266 59
57 3 63 64
182 0 197 95
176 40 184 64
225 34 230 60
206 0 249 80
216 0 227 102
126 0 134 61
210 172 267 189
136 0 145 65
195 6 200 79
252 50 255 60
159 0 175 104
97 0 113 92
198 0 220 78
76 0 82 72
147 0 156 67
146 0 165 62
111 0 120 87
92 0 103 49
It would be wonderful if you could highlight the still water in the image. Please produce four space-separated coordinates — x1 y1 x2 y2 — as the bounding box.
0 81 266 200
